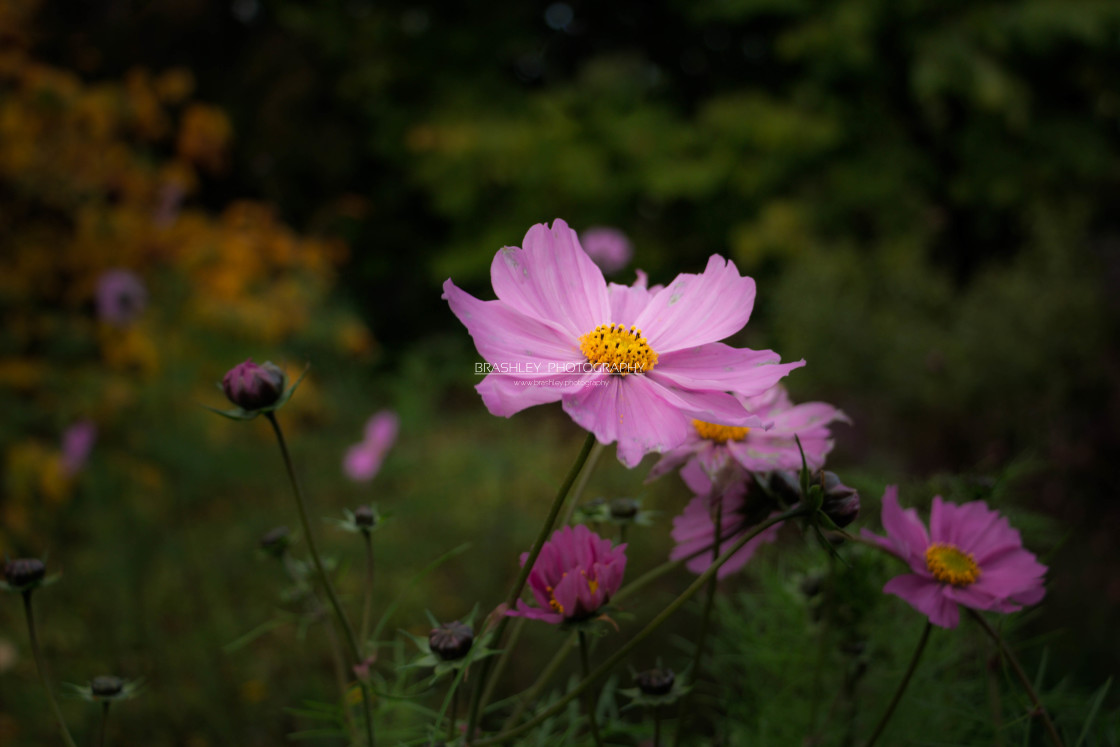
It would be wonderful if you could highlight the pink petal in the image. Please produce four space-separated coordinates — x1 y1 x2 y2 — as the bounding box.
490 219 611 338
878 486 931 570
476 373 568 417
654 344 806 401
363 411 399 451
607 277 656 326
343 443 384 481
633 256 757 353
561 375 694 468
883 574 961 629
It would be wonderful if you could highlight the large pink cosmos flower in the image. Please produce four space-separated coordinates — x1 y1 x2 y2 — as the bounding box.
861 487 1047 629
506 524 627 624
442 219 804 467
648 384 848 481
670 461 782 579
343 410 399 482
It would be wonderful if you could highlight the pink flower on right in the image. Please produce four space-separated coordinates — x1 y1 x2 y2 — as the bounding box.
861 486 1047 629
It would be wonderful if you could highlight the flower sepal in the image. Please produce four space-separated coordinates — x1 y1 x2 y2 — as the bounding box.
329 505 391 535
620 665 691 709
65 676 144 703
404 609 499 680
1 558 61 594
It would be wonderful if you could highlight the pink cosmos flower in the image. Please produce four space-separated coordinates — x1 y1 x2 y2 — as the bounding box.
648 384 849 481
506 524 627 624
442 219 804 468
670 461 782 579
861 487 1047 629
60 420 97 476
579 226 633 274
343 410 399 482
96 269 148 327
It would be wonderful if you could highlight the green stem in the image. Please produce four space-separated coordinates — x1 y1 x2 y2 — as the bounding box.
503 632 576 730
99 701 109 747
465 431 597 739
560 441 605 525
865 621 932 747
968 610 1064 747
448 684 459 742
473 505 808 745
478 616 526 717
671 493 724 746
265 413 375 747
21 592 79 747
361 530 374 653
579 631 605 747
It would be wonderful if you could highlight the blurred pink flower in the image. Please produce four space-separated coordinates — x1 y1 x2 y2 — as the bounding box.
861 487 1047 629
670 461 782 579
506 524 627 624
579 226 632 274
343 410 399 482
60 420 97 476
96 269 148 327
648 384 848 481
442 219 803 468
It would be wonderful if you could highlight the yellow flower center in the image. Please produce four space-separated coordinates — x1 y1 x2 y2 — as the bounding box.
578 323 658 375
925 543 981 586
693 420 751 444
545 584 564 615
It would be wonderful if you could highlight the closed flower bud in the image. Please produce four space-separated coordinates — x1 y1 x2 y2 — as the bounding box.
767 470 803 505
819 471 859 528
3 558 46 591
635 667 675 696
222 359 286 412
428 621 474 661
609 497 639 520
91 676 125 697
259 526 290 558
354 505 376 529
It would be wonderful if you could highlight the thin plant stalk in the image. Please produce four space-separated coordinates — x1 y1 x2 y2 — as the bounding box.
465 431 597 738
361 530 374 651
865 621 932 747
448 685 460 742
21 592 79 747
653 708 662 747
478 616 526 716
560 440 606 525
579 631 605 747
671 484 725 746
968 609 1064 747
265 412 375 747
472 505 808 746
98 701 110 747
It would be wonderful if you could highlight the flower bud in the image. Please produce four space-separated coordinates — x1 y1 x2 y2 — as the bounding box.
222 359 286 412
818 471 859 528
608 497 639 520
428 621 474 661
354 505 376 529
259 526 290 558
3 558 46 591
91 676 125 697
635 667 675 696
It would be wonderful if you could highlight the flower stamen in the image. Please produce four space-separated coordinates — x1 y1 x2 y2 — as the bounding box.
693 420 751 444
925 543 981 586
578 323 658 375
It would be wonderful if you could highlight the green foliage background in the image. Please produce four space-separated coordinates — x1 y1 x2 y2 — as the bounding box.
3 0 1120 744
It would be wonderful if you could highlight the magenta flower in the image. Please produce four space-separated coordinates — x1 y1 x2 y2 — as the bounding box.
60 420 97 476
96 269 148 327
579 226 633 274
861 487 1047 629
506 524 627 624
442 219 804 468
670 461 782 579
343 410 399 482
649 384 848 481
